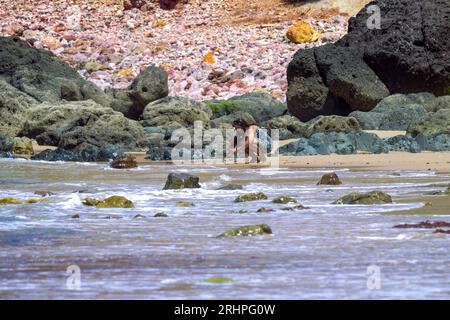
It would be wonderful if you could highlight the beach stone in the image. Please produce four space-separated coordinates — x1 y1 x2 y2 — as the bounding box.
31 144 124 162
82 196 134 208
218 224 273 237
318 173 342 185
110 155 138 169
21 100 147 151
286 21 321 44
272 196 297 204
234 192 268 203
287 0 450 121
217 184 243 190
206 92 287 123
163 173 201 190
333 191 393 205
350 94 429 130
11 137 34 155
141 96 210 128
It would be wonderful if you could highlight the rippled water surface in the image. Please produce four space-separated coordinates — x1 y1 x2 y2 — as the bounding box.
0 159 449 299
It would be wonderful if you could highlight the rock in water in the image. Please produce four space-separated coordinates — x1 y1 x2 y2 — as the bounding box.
216 184 243 190
82 196 134 208
163 173 201 190
286 0 450 121
318 173 342 185
234 193 268 203
218 224 273 237
272 196 297 204
31 144 124 162
110 155 138 169
333 191 392 205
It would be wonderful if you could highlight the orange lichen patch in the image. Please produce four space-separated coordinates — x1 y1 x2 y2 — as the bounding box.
286 21 321 44
202 52 215 64
117 68 133 77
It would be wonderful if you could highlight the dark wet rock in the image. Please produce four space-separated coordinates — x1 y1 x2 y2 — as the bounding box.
146 141 172 161
154 212 168 217
280 204 310 211
34 191 55 197
228 209 250 214
218 224 273 237
333 191 392 205
383 135 421 153
287 0 450 121
0 36 111 107
216 184 243 191
110 155 138 169
141 96 210 128
211 112 255 129
234 192 268 203
31 144 124 162
306 115 361 136
0 151 12 158
433 229 450 234
133 214 145 219
317 173 342 185
263 115 308 140
256 207 274 213
272 196 297 204
21 100 148 150
350 94 429 130
163 173 201 190
82 196 134 208
206 92 287 123
71 214 80 219
279 131 388 156
394 220 450 229
11 137 34 155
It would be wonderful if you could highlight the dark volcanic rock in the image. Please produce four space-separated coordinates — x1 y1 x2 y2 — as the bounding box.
287 0 450 121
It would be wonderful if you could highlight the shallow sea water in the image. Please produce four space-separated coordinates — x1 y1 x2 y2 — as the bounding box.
0 158 449 299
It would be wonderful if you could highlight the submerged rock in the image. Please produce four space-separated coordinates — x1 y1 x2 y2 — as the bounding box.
216 184 243 191
317 173 342 185
0 197 45 205
203 277 233 284
218 224 273 237
256 207 274 213
163 173 201 190
82 196 134 208
176 201 195 207
234 192 268 203
272 196 297 204
154 212 168 217
394 221 450 229
110 155 138 169
333 191 392 205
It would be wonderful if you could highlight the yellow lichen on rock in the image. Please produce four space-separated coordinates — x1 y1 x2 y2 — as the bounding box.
0 197 46 205
202 52 215 65
286 21 321 44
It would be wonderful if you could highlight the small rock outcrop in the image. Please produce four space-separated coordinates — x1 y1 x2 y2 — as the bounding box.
163 173 201 190
234 192 268 203
317 173 342 185
333 191 392 205
82 196 134 208
218 224 273 237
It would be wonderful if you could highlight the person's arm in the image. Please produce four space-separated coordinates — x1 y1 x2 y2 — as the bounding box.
246 126 257 146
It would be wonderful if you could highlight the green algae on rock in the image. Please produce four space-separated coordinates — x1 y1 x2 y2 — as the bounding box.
272 196 297 204
163 173 201 190
218 224 273 237
317 172 342 185
333 191 392 205
228 209 250 214
256 207 274 213
154 212 169 217
82 196 134 208
203 277 233 284
176 201 195 207
110 155 138 169
0 197 46 205
234 192 268 203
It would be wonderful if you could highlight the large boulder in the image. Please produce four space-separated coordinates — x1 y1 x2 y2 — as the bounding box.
206 92 287 124
263 115 308 140
287 0 450 121
163 173 201 190
306 115 361 137
0 37 111 106
108 66 169 119
31 144 124 162
20 100 147 150
141 96 210 128
350 94 430 130
408 108 450 138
